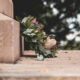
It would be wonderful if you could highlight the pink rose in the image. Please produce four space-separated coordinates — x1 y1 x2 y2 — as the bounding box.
31 19 38 24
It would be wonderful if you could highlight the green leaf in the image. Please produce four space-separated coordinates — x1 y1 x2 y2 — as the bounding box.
39 45 44 51
16 16 22 22
23 29 34 35
35 50 39 54
27 33 36 37
37 55 44 61
32 39 37 43
44 50 52 57
25 37 29 42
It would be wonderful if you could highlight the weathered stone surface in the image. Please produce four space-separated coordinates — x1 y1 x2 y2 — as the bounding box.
0 13 20 63
0 50 80 80
0 0 13 18
20 36 24 55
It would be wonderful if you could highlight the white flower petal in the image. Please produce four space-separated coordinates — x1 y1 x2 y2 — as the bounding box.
22 17 28 23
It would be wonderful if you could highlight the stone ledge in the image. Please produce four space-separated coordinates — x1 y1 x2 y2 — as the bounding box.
0 13 20 63
0 50 80 80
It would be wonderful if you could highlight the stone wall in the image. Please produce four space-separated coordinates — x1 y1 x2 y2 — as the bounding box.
0 0 13 18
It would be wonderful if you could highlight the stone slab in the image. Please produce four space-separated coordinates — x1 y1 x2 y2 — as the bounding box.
0 0 13 18
0 13 20 63
0 50 80 80
20 36 24 55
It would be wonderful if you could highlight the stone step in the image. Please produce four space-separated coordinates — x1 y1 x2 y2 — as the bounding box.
0 13 20 63
0 0 13 18
0 50 80 80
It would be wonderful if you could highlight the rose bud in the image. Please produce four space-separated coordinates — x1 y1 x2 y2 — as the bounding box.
31 19 37 24
31 18 38 25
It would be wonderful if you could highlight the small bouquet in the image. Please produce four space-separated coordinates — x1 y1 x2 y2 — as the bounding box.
17 16 57 61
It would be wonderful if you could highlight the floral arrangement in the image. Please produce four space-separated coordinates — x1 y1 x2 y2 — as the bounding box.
17 16 57 61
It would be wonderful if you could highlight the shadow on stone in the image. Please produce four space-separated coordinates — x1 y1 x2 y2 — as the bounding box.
22 55 37 58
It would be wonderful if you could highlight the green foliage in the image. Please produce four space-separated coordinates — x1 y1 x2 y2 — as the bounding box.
16 16 22 22
17 16 57 60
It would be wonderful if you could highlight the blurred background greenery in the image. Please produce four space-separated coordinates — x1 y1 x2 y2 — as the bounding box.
13 0 80 50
